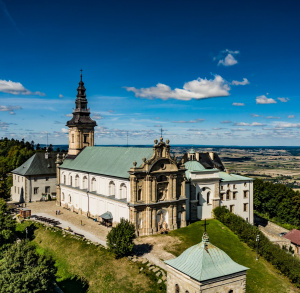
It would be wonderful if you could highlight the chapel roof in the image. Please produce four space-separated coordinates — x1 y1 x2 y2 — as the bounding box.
165 232 249 282
12 153 57 176
219 171 253 182
60 146 154 179
283 229 300 246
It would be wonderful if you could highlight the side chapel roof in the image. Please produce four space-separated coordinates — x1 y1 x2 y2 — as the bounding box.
165 232 249 282
12 153 57 176
60 146 154 179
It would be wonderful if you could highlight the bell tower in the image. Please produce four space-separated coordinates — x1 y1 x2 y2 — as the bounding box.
66 70 97 157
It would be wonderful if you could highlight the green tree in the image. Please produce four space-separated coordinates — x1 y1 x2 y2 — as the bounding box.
0 241 57 293
0 198 16 251
106 218 136 258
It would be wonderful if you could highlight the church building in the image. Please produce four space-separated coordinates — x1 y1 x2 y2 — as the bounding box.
56 74 253 236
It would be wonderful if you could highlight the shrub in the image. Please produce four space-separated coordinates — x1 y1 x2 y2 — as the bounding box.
106 218 136 258
213 206 300 288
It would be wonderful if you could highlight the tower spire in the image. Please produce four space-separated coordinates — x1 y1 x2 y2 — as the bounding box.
80 69 83 82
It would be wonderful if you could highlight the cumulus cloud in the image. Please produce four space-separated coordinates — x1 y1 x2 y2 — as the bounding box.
172 119 205 123
59 94 63 98
256 95 277 104
231 78 249 86
288 115 295 119
0 105 22 115
232 102 245 106
274 122 300 129
61 128 69 133
277 97 289 102
125 75 230 101
0 79 45 96
215 49 239 66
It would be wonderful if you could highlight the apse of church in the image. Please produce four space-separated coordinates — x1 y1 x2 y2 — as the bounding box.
129 137 187 236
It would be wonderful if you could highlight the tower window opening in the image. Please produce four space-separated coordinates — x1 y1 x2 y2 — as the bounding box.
84 134 89 143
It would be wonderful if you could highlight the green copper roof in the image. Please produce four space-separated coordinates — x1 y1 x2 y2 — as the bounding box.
219 171 253 182
184 161 218 179
60 146 154 179
165 233 248 282
12 153 56 176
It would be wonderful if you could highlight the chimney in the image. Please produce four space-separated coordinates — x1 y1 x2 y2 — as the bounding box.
209 152 214 161
196 152 200 161
226 169 230 174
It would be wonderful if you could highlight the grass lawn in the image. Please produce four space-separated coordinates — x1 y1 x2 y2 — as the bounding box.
31 226 165 293
160 219 299 293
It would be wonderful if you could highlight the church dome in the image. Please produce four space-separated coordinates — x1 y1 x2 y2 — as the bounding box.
165 232 248 282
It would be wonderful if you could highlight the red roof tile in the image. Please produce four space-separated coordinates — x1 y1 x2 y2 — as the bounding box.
283 229 300 246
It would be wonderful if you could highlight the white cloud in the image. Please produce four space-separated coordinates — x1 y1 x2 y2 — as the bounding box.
277 97 289 103
0 105 21 115
231 78 249 86
221 120 232 124
172 119 205 123
125 75 230 101
65 114 72 117
59 94 63 98
274 122 300 129
256 95 277 104
0 79 45 96
61 128 69 133
91 113 103 120
216 49 239 67
266 116 280 119
288 115 295 119
250 114 261 117
232 103 245 106
234 122 265 126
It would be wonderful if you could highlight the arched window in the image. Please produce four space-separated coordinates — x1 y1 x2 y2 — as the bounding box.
120 183 127 199
63 175 66 184
91 177 96 192
228 290 233 293
75 175 79 187
70 175 72 186
137 189 142 201
185 291 189 293
83 176 87 189
175 284 180 293
62 193 65 201
226 190 231 200
207 192 210 204
109 181 115 196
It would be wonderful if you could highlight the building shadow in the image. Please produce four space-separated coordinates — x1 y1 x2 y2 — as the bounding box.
132 243 153 257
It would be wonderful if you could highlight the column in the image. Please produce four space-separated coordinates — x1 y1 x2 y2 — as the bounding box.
152 208 157 233
149 177 152 202
146 206 151 235
173 205 177 230
173 175 177 199
181 205 187 228
152 177 157 202
168 176 173 201
168 205 173 230
130 177 137 203
181 178 186 198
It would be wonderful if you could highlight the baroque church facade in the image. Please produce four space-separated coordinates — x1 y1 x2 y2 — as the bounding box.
56 75 253 236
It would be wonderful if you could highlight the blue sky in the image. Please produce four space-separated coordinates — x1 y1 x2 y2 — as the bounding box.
0 0 299 146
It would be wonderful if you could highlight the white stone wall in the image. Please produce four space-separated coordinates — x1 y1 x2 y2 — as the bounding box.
220 180 253 224
60 168 130 222
11 174 56 202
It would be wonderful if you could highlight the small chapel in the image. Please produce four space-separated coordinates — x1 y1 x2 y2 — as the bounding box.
55 74 253 235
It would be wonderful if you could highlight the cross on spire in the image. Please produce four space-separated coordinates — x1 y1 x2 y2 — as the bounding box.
80 69 83 81
160 128 163 137
201 219 209 232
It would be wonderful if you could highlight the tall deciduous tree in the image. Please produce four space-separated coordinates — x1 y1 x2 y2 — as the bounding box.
106 218 136 258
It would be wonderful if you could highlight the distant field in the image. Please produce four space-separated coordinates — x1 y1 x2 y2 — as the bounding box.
156 220 299 293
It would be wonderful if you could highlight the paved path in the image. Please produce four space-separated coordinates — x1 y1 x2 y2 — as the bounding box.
33 212 107 247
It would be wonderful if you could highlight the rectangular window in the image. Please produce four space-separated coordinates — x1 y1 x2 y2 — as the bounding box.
34 187 39 194
220 193 224 200
46 177 49 181
45 186 50 193
18 176 19 182
233 192 238 200
233 184 236 189
84 134 88 143
243 203 248 212
14 186 16 193
220 185 224 190
226 191 231 200
34 178 37 182
22 177 23 182
243 191 248 198
72 134 74 143
230 205 234 212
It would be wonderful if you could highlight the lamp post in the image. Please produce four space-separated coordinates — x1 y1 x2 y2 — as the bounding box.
256 234 260 260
